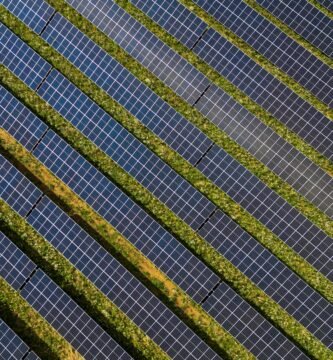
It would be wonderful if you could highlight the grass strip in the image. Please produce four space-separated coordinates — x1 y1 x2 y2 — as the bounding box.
307 0 333 19
1 23 333 297
244 0 333 68
1 91 332 360
0 134 252 360
37 0 333 238
0 201 170 360
179 0 333 120
0 277 83 360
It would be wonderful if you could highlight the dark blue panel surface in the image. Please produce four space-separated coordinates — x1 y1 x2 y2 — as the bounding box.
0 232 37 291
0 155 42 217
0 0 55 34
257 0 333 57
67 0 210 104
316 0 333 11
0 25 51 90
0 86 48 151
193 0 333 105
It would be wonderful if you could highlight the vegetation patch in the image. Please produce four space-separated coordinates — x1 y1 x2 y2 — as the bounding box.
0 276 83 360
0 132 252 360
307 0 333 19
1 97 333 359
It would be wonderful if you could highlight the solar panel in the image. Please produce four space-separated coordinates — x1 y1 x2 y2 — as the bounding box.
0 318 40 360
0 86 48 152
0 155 42 217
0 0 55 34
198 210 333 348
257 0 333 57
130 0 333 161
21 270 134 360
0 25 52 90
203 283 309 360
67 0 210 105
191 0 333 105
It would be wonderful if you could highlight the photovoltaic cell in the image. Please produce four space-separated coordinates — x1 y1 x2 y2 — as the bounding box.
66 0 210 104
196 85 333 217
21 270 133 360
130 0 333 162
0 0 55 34
0 155 42 217
203 283 308 360
35 69 216 230
0 318 40 360
40 12 213 166
0 25 52 90
257 0 333 57
192 0 333 105
0 232 37 291
0 86 48 152
198 210 333 348
30 130 218 302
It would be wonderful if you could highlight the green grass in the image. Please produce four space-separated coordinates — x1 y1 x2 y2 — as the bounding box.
43 0 333 240
0 131 253 360
1 78 333 359
179 0 333 121
0 276 83 360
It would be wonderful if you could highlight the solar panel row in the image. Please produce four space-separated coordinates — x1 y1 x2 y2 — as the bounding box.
191 0 333 105
0 158 309 359
0 318 40 360
316 0 333 12
130 0 333 161
257 0 333 57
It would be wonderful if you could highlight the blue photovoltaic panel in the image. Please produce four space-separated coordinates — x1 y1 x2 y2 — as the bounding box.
31 131 333 346
24 202 220 360
0 0 55 34
0 155 42 217
196 86 333 218
29 130 218 302
0 25 52 90
192 0 333 106
25 198 307 359
0 86 48 152
203 284 308 360
198 210 333 348
0 232 37 291
257 0 333 57
20 270 133 360
66 0 210 104
316 0 333 11
36 69 215 230
126 0 207 48
196 145 333 279
0 319 40 360
130 0 333 161
40 13 213 166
